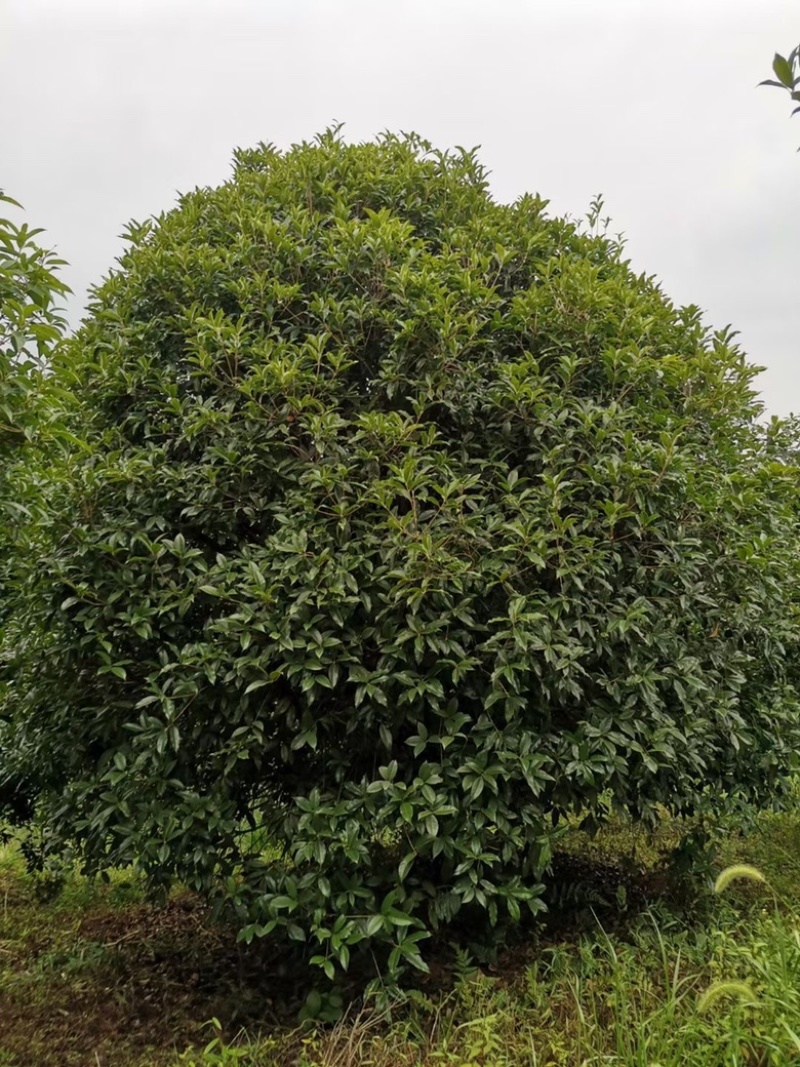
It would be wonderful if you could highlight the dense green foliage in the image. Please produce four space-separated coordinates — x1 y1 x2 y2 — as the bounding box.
0 194 69 823
3 132 800 988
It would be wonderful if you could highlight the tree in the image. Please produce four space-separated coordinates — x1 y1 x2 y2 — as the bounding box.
0 194 69 824
4 131 800 992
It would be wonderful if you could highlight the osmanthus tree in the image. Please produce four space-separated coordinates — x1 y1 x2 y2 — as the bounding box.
4 131 800 989
0 194 70 824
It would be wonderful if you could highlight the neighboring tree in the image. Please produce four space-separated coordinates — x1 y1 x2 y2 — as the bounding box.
4 132 800 993
0 194 69 823
761 48 800 142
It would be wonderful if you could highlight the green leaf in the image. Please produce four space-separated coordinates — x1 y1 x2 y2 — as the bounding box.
398 853 415 881
773 52 796 88
244 678 269 694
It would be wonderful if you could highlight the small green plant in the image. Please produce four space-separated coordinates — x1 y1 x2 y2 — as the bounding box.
30 939 110 980
299 987 345 1025
176 1019 260 1066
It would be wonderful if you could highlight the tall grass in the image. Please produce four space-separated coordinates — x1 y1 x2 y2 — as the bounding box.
168 899 800 1066
167 855 800 1067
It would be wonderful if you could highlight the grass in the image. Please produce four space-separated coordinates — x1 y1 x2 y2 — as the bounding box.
2 809 800 1066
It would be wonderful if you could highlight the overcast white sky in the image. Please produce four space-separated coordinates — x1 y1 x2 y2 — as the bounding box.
3 0 798 414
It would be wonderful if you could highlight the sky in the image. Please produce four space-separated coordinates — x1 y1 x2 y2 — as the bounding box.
3 0 799 415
